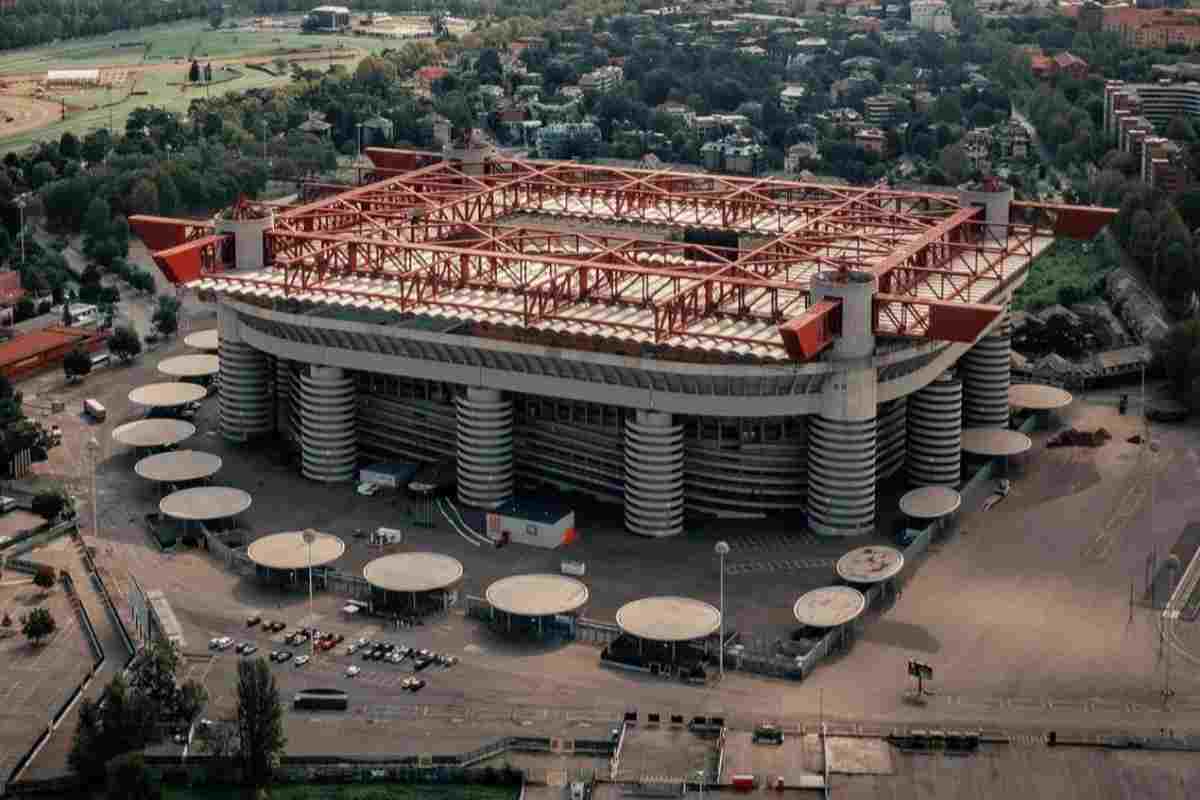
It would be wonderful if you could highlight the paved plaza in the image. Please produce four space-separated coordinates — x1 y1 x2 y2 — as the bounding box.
11 321 1200 789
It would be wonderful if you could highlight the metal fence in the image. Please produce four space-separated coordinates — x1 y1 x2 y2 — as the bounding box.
576 618 621 647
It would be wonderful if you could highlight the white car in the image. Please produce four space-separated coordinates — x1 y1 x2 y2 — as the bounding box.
345 665 361 678
210 636 234 650
294 655 310 667
356 482 380 497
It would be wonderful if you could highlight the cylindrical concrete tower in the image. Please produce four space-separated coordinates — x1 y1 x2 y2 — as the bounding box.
456 387 514 509
213 207 274 271
807 270 879 536
962 312 1011 429
275 357 295 442
297 365 357 483
623 410 684 537
907 372 963 487
876 397 907 482
959 180 1014 243
807 416 877 537
217 307 273 443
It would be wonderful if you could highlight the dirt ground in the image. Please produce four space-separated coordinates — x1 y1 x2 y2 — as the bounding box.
0 94 60 139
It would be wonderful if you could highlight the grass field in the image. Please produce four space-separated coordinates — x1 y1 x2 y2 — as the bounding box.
0 17 372 151
162 784 520 800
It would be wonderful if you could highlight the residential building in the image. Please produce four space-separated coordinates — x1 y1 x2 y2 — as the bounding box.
656 102 696 129
694 114 751 138
1103 8 1200 50
1078 0 1104 33
785 142 820 172
535 122 602 159
701 135 764 174
1142 136 1189 192
1104 79 1200 133
854 128 886 154
910 0 954 32
579 65 624 93
1030 51 1088 80
780 84 808 112
993 120 1031 160
863 94 907 127
415 66 449 93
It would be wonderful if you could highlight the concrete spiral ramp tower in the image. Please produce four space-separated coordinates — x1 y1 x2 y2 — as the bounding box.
456 387 514 509
907 372 963 487
961 311 1011 429
297 365 357 483
623 410 685 537
217 307 273 443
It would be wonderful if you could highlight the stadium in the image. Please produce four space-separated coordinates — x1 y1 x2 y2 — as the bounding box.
130 146 1114 538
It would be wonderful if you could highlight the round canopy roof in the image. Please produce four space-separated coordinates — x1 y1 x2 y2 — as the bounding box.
157 354 219 379
363 552 463 593
129 382 207 408
184 329 220 352
836 545 905 584
248 530 347 570
134 450 222 483
1009 383 1073 411
793 586 866 628
899 486 962 520
486 574 589 617
246 532 345 568
616 596 721 643
961 428 1033 457
111 419 196 448
159 486 252 522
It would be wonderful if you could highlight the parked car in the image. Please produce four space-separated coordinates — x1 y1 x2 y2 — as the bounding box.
240 644 258 656
413 655 434 672
269 650 282 662
276 651 292 663
267 621 287 632
346 644 360 656
345 665 361 678
356 482 380 497
294 655 310 667
402 677 425 692
438 655 458 668
210 636 233 650
246 615 262 627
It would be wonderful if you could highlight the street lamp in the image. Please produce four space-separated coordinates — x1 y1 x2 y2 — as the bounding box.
302 528 317 658
692 768 705 800
715 540 729 680
87 437 100 541
15 193 28 268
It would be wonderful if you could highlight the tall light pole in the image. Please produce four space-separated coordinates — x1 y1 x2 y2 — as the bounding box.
15 194 27 268
715 540 730 680
693 768 705 800
302 528 316 658
87 437 100 541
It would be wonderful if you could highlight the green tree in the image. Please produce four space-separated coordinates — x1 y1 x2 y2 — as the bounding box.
131 639 181 709
59 131 81 160
237 657 286 789
152 295 180 337
69 697 106 781
63 347 91 380
157 175 181 216
30 162 56 189
32 489 70 520
354 55 397 89
83 197 111 241
1153 320 1200 412
32 565 55 591
128 178 159 216
21 607 55 645
106 753 159 800
108 326 141 363
176 679 208 724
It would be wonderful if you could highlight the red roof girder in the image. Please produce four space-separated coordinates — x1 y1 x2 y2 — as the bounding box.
128 215 214 252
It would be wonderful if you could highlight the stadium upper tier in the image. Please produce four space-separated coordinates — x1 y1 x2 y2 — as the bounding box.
132 150 1112 366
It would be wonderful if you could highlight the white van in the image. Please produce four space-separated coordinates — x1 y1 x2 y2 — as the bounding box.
83 398 106 421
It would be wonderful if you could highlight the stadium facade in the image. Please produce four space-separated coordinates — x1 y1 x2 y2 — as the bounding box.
132 149 1114 538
